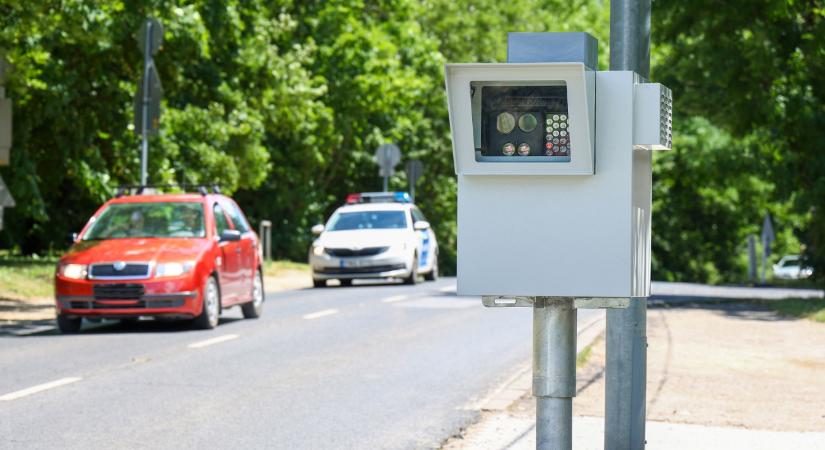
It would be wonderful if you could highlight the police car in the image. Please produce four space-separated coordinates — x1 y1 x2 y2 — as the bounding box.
308 192 438 287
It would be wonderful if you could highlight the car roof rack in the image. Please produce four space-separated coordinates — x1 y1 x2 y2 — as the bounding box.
115 184 222 198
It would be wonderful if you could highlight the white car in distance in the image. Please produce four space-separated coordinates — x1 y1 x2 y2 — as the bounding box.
308 192 438 287
772 255 813 280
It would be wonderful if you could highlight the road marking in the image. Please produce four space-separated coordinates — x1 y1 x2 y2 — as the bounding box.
302 308 339 320
0 377 82 401
188 334 239 349
395 297 477 309
11 325 56 336
381 295 409 303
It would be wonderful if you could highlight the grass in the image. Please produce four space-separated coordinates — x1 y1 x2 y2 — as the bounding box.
261 260 310 278
0 254 59 299
576 339 597 368
762 298 825 323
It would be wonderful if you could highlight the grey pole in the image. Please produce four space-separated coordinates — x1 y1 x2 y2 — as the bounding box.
140 21 152 186
606 1 650 449
533 298 576 450
383 175 388 193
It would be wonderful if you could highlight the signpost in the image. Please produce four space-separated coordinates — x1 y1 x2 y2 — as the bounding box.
761 212 775 283
374 143 401 192
135 18 164 186
405 159 423 202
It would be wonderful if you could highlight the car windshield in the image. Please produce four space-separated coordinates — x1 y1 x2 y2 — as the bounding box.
780 257 800 267
327 210 407 231
83 202 206 239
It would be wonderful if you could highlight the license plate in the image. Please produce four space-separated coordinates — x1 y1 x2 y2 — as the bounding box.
342 259 363 268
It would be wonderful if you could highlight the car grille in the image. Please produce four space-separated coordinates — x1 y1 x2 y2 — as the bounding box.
93 283 145 300
89 263 151 279
324 247 389 257
316 264 405 275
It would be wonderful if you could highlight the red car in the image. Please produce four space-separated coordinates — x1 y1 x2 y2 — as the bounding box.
54 188 264 333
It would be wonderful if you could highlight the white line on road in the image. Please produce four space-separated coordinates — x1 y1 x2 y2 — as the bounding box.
11 325 56 336
381 295 409 303
187 334 239 349
302 309 339 320
439 285 457 294
0 377 82 401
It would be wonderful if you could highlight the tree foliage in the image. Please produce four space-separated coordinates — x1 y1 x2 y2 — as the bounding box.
1 0 817 285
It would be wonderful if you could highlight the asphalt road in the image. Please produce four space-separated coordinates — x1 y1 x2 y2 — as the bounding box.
1 278 601 449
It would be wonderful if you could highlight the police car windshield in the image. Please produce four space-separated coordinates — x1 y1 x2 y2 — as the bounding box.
83 202 206 239
327 210 407 231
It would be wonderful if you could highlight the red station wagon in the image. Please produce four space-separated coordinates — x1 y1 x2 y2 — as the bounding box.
54 187 264 333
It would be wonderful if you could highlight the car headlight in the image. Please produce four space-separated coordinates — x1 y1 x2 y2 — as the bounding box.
155 262 194 278
312 245 325 256
59 263 88 280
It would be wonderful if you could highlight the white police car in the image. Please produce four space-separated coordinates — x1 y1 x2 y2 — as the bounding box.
308 192 438 287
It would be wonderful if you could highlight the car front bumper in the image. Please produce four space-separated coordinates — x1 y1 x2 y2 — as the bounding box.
55 276 202 319
309 252 411 280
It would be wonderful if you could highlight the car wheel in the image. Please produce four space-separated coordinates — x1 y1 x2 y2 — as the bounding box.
57 314 82 334
424 255 439 282
313 278 327 288
241 270 264 319
340 279 352 287
404 255 419 285
194 276 221 329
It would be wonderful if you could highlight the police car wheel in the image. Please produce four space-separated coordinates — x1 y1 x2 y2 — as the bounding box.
424 257 438 282
404 255 419 285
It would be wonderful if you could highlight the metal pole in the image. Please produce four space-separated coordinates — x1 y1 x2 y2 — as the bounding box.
607 1 650 449
409 180 415 203
140 21 152 186
761 234 767 284
748 235 757 283
383 175 388 193
533 298 576 450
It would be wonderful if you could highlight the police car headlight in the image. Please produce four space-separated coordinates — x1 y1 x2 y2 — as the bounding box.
312 245 325 256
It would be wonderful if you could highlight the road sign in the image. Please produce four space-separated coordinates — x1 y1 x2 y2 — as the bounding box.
137 18 164 55
406 159 423 202
374 143 401 191
375 144 401 177
133 61 162 135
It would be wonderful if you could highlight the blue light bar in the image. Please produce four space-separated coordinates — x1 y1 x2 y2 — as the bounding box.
393 192 412 203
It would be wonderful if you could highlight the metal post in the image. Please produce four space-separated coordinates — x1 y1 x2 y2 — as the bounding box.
607 1 650 449
533 298 576 450
383 175 388 193
760 234 767 284
259 220 272 261
140 21 152 186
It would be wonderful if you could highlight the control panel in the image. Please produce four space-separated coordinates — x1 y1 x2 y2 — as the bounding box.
476 85 572 162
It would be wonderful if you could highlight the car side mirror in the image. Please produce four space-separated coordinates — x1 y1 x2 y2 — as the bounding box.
220 229 242 242
311 224 325 235
413 220 430 231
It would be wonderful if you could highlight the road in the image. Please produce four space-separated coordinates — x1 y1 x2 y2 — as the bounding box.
1 278 601 449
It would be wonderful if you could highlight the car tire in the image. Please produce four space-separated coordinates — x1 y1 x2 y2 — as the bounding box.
424 255 439 282
313 278 327 288
241 270 264 319
404 255 419 285
194 276 221 330
340 279 352 287
57 314 82 334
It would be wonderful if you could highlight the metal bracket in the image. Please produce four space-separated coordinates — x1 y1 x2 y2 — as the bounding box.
482 295 631 309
